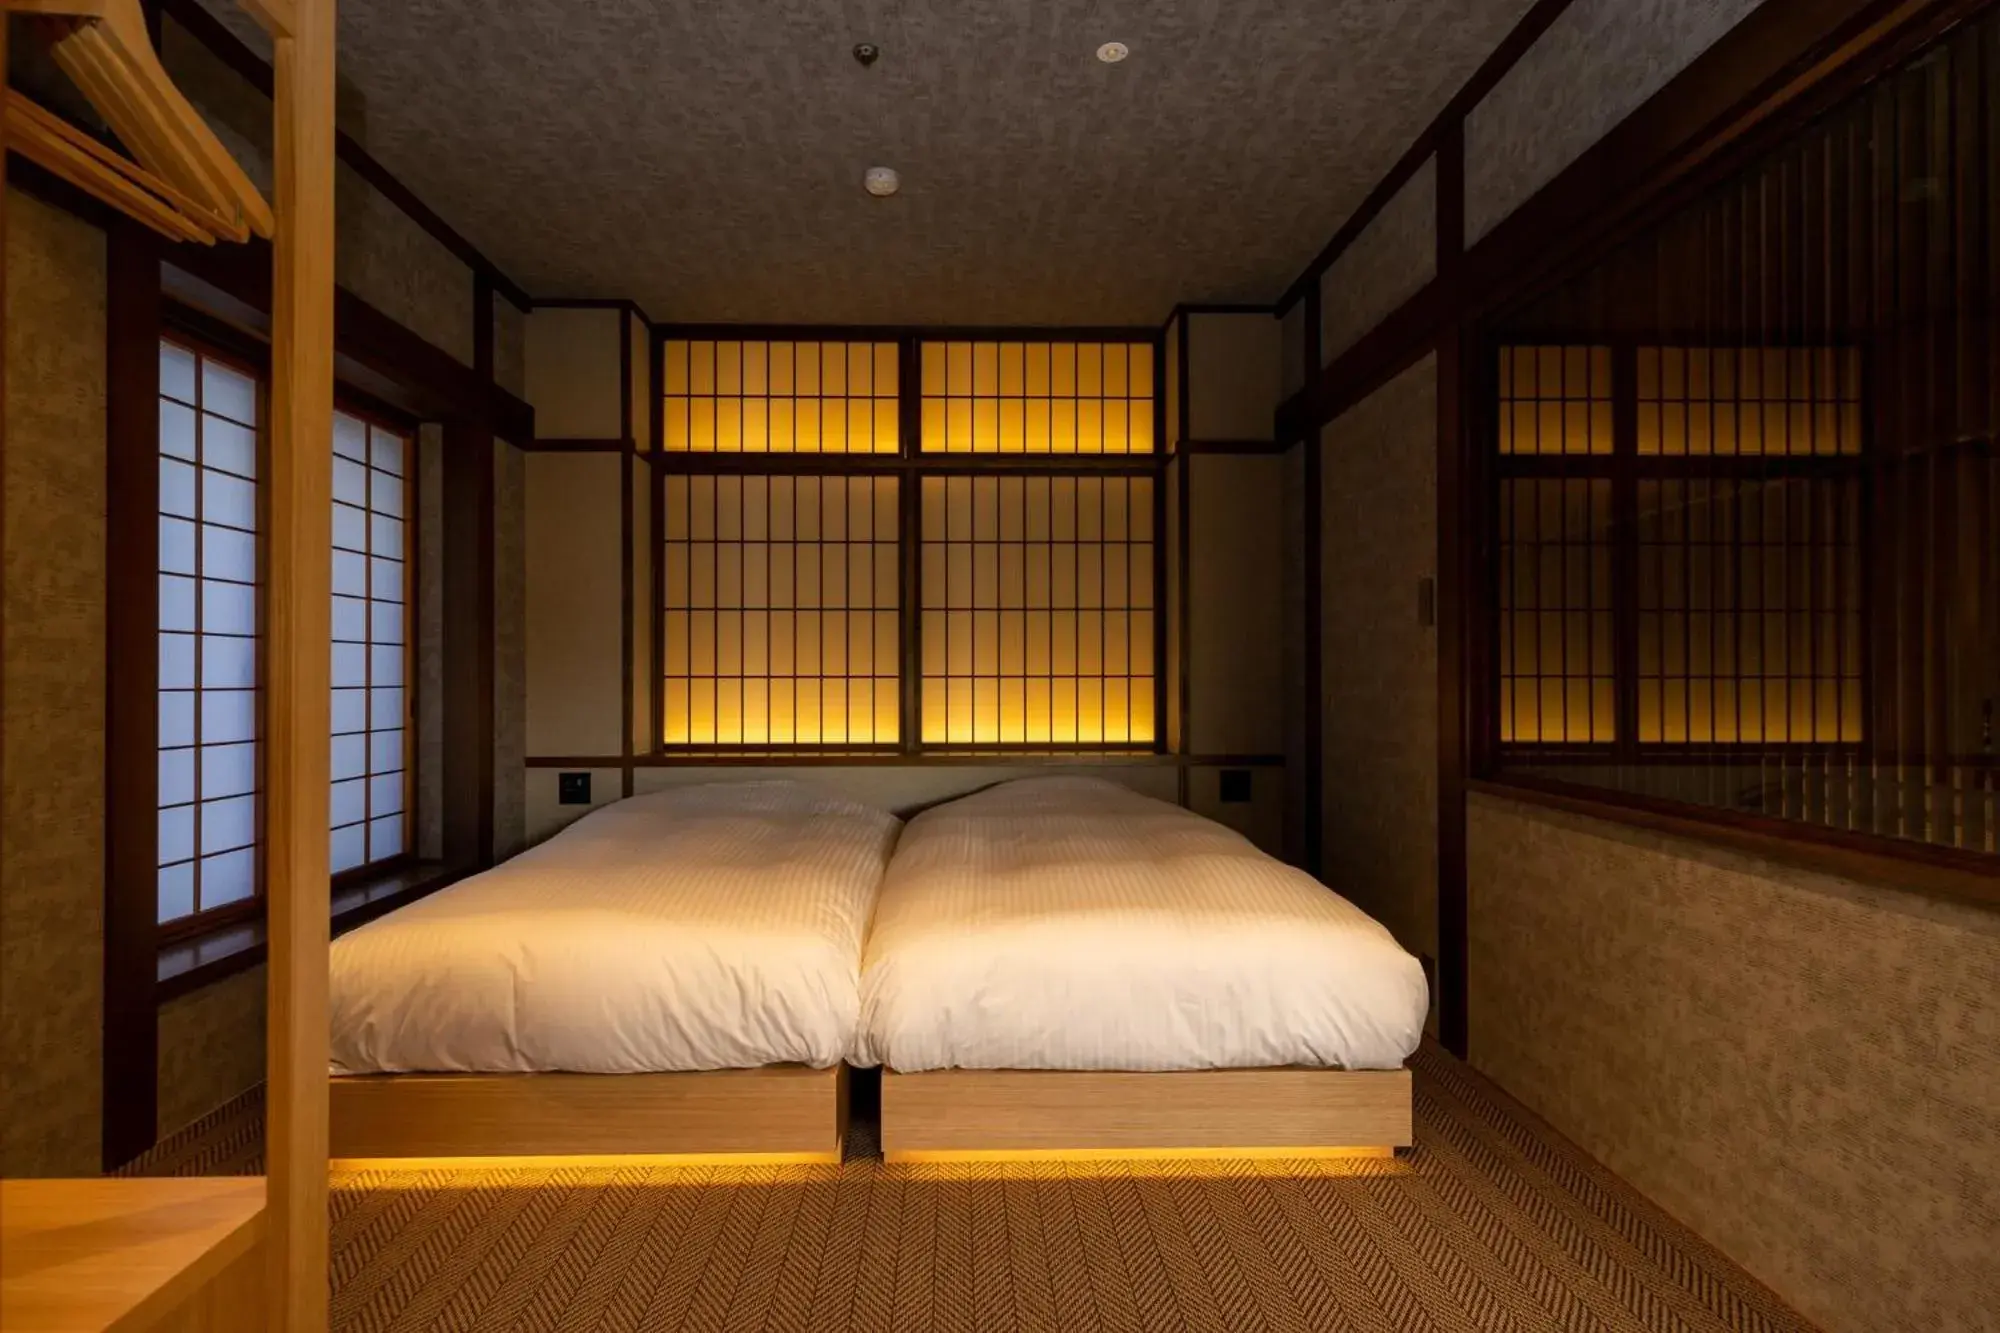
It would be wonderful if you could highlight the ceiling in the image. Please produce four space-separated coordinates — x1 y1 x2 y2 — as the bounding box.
246 0 1536 325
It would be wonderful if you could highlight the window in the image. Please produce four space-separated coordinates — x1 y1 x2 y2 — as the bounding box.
330 409 413 874
659 331 1163 752
157 338 263 931
1482 7 1996 859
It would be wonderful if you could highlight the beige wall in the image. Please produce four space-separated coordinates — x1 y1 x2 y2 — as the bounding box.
1320 156 1436 363
1188 454 1286 756
524 452 625 757
1184 312 1280 442
156 966 265 1139
1468 793 2000 1333
525 307 625 439
1466 0 1766 241
1 189 108 1176
1319 356 1438 963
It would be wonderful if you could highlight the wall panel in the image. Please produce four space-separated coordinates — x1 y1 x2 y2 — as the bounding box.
156 965 263 1139
1469 792 2000 1333
526 308 625 439
1185 313 1279 442
1465 0 1766 242
1320 357 1439 962
1188 455 1286 755
524 453 623 757
0 189 107 1175
1320 156 1436 364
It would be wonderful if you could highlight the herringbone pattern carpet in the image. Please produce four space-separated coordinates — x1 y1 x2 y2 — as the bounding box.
124 1044 1817 1332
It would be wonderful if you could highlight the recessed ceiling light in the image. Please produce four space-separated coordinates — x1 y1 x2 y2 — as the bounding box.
1096 41 1130 64
864 166 900 197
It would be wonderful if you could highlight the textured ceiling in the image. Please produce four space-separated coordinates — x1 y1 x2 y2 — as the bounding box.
263 0 1535 324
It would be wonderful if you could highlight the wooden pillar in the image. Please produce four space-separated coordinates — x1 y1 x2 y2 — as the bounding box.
262 0 336 1327
442 418 496 871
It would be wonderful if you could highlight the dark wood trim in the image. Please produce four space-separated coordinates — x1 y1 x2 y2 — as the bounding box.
1162 301 1277 325
619 313 636 797
1300 281 1324 875
1175 319 1193 755
1277 281 1443 444
649 328 667 754
441 420 497 870
1277 0 1582 312
1433 122 1471 1058
654 453 1163 476
523 437 636 453
1152 324 1170 754
1470 778 2000 910
533 295 657 327
525 752 1286 769
655 322 1161 342
103 218 163 1171
154 0 532 310
1181 439 1293 455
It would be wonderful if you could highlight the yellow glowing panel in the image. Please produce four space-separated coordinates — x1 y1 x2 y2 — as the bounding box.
883 1147 1397 1167
331 1149 843 1175
1637 346 1861 456
662 475 900 745
1497 345 1613 456
920 340 1157 453
919 476 1156 744
1495 478 1616 744
663 339 898 453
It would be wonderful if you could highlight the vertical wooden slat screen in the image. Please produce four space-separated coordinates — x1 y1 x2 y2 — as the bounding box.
1485 8 1998 859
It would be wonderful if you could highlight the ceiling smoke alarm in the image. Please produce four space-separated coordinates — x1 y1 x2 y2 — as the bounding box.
864 166 900 197
1096 41 1129 63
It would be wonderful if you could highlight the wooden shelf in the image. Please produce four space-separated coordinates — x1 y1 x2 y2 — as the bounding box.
1 1177 265 1332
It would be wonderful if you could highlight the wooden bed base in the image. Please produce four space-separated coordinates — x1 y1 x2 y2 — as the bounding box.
329 1064 847 1165
879 1066 1412 1163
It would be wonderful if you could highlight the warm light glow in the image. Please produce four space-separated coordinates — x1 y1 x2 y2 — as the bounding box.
1636 347 1862 456
331 1149 843 1174
919 475 1156 744
663 339 899 453
1498 345 1613 456
920 340 1155 453
884 1146 1396 1164
882 1147 1409 1180
662 475 900 745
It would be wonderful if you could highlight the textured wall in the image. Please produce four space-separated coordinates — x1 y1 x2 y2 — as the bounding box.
493 442 529 859
1 189 107 1176
523 452 624 757
493 297 528 400
1188 455 1286 756
1468 793 2000 1333
1321 156 1436 363
156 966 265 1139
1186 313 1281 442
1319 357 1438 961
1466 0 1766 241
526 308 625 439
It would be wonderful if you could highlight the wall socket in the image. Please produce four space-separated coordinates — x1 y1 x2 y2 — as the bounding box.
558 772 592 805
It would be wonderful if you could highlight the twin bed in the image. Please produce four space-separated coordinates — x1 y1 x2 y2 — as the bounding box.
327 776 1429 1164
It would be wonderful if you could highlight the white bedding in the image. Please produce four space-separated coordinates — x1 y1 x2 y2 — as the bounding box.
329 781 900 1075
855 777 1427 1072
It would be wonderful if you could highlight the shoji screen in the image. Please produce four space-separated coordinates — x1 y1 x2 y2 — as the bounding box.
661 474 900 746
919 475 1156 744
919 340 1155 453
663 339 899 453
157 340 261 929
330 410 413 874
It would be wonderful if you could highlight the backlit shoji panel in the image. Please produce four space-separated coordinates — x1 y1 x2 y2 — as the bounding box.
662 475 900 745
1497 477 1617 743
330 410 412 873
920 340 1156 453
662 339 899 453
920 475 1156 744
157 340 261 927
1637 347 1862 456
1498 345 1613 455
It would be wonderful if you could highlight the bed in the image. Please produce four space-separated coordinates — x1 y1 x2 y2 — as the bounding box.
327 780 899 1163
855 776 1428 1160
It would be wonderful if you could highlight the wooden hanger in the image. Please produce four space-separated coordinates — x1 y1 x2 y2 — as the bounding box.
3 0 274 241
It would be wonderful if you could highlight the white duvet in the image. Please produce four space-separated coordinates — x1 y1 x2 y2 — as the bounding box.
856 777 1428 1072
329 781 900 1075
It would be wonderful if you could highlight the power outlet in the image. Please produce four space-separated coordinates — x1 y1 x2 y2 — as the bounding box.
558 772 592 805
1218 768 1253 803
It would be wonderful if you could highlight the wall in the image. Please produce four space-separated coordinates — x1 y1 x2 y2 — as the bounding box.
0 188 108 1175
155 966 264 1138
1468 793 2000 1333
1320 156 1436 363
1318 357 1439 964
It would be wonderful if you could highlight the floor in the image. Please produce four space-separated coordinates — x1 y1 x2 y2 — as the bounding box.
128 1043 1817 1332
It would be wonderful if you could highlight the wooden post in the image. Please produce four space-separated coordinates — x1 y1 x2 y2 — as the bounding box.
260 0 334 1327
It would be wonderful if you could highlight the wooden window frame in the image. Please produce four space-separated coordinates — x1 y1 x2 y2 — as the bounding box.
653 326 1169 758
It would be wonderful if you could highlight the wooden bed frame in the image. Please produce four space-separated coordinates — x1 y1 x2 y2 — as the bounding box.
879 1066 1412 1163
329 1064 847 1165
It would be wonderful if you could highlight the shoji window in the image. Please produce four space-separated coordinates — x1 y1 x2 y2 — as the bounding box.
330 410 413 874
157 339 262 930
662 474 900 746
662 338 899 453
919 339 1155 453
919 475 1156 744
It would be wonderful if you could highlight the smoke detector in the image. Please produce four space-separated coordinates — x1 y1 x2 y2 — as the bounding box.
863 166 900 197
1096 41 1129 63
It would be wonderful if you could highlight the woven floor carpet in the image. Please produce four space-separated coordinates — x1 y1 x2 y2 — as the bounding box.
126 1043 1816 1332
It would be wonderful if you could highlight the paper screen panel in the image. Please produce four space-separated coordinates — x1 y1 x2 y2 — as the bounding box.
920 340 1156 453
663 339 899 453
919 475 1156 743
1497 477 1617 743
662 474 900 745
1498 345 1613 456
